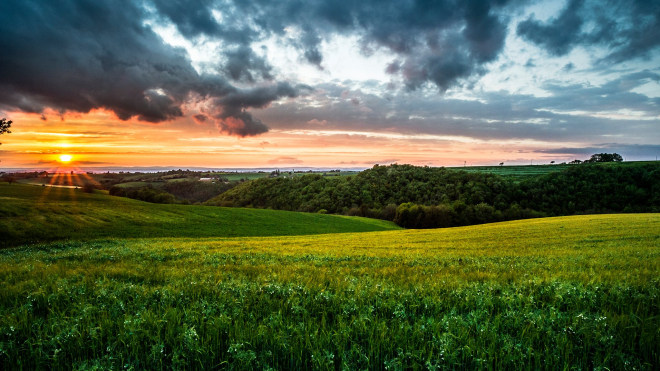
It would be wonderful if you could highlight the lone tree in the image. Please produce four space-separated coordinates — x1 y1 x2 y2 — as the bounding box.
0 118 11 145
0 118 11 134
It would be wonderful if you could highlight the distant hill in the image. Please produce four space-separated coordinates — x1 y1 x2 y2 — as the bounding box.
206 164 512 211
0 184 400 247
206 162 660 228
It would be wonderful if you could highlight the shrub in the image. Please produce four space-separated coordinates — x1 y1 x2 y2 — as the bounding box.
109 186 124 196
82 183 97 193
379 203 398 221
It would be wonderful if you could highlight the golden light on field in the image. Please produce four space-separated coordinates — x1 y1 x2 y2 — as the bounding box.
59 154 73 162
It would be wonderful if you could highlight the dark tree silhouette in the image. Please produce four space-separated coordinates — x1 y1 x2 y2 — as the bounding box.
0 118 12 147
0 118 11 135
585 153 623 163
82 183 97 193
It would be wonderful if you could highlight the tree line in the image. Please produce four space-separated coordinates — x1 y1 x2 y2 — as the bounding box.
205 162 660 228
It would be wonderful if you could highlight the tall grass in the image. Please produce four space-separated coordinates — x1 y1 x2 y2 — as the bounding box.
1 214 659 369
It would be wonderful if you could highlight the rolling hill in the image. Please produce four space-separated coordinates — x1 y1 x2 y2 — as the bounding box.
1 213 658 369
0 184 400 247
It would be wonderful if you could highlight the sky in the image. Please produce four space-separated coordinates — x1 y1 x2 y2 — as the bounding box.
0 0 659 170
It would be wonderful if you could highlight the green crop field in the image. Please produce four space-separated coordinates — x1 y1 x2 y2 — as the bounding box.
17 175 104 187
454 164 572 179
0 183 658 369
454 161 659 180
0 184 400 248
213 172 270 181
114 181 164 188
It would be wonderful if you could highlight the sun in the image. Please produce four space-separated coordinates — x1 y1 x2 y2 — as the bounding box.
59 154 73 162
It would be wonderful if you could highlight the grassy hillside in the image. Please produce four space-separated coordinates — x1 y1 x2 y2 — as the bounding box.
1 214 659 369
453 160 659 179
0 184 400 247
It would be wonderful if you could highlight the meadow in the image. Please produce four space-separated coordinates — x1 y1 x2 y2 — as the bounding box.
0 184 399 248
456 161 660 180
456 164 573 180
1 190 659 370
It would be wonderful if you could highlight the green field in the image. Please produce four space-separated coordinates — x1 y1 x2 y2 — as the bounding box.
0 184 400 247
213 172 270 180
454 164 572 179
454 161 659 180
17 175 103 187
114 181 164 188
1 184 659 369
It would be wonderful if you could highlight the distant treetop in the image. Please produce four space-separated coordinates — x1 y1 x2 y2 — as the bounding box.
584 153 623 163
0 118 11 135
0 118 12 146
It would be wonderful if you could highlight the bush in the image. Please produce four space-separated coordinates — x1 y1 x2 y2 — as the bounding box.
379 204 398 221
82 183 97 193
153 193 176 204
346 206 361 217
1 176 16 185
109 186 125 196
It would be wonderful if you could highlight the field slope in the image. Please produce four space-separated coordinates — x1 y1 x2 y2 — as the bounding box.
1 213 659 369
0 184 400 247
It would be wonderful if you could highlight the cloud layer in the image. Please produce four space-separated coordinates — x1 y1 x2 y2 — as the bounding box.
0 0 307 136
517 0 660 62
155 0 523 91
0 0 659 160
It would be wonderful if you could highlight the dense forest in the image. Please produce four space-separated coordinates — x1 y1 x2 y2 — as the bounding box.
205 162 660 228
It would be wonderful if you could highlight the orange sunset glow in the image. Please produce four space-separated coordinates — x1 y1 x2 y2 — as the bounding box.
0 0 658 172
0 109 614 171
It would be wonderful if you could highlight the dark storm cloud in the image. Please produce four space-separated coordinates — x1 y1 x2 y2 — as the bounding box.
152 0 528 92
151 0 224 39
517 0 660 61
517 0 584 56
0 0 306 137
150 0 274 83
298 25 325 69
2 0 658 143
193 114 208 123
385 61 401 74
222 46 273 82
206 82 311 136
